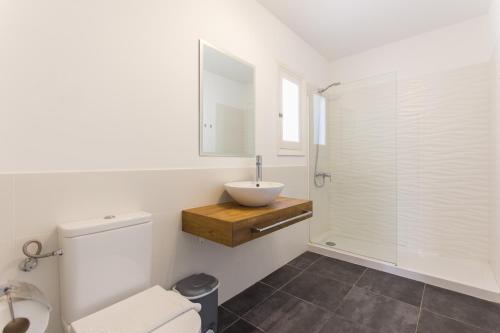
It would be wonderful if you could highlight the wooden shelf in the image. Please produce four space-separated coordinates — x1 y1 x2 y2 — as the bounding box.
182 196 313 247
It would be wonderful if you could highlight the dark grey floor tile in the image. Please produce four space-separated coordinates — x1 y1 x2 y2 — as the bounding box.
287 251 322 270
261 265 302 289
356 268 424 306
422 285 500 332
307 256 366 284
222 282 275 316
282 271 352 311
416 310 489 333
244 291 331 333
318 315 377 333
218 306 238 332
336 286 419 333
223 319 262 333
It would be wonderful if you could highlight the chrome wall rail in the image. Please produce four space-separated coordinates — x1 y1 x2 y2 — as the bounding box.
251 211 313 233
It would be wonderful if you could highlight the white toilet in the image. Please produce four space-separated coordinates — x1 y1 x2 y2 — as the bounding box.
58 212 201 333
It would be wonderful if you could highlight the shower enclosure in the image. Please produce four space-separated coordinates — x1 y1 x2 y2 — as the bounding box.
309 73 398 264
308 66 499 302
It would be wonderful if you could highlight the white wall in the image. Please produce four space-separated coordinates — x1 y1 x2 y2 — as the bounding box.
326 16 493 262
0 167 308 333
0 1 329 332
0 0 329 173
325 73 398 263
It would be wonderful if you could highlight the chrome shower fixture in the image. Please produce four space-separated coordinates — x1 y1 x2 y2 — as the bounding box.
318 81 341 94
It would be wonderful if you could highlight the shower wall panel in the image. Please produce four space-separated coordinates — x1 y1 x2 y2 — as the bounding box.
398 62 491 261
323 63 490 262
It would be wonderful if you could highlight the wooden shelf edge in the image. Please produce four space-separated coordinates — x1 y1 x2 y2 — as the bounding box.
182 197 313 247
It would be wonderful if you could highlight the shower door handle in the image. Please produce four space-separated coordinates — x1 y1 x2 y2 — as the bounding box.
251 211 313 233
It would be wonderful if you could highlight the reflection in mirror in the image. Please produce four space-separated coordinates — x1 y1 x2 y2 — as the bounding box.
200 41 255 156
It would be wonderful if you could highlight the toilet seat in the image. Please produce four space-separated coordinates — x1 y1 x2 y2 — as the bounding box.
70 311 201 333
69 286 202 333
152 309 201 333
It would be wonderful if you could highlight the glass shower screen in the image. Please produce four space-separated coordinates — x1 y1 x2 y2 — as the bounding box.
309 72 398 264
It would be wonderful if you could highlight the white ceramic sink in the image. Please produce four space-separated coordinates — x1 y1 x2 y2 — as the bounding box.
224 181 285 207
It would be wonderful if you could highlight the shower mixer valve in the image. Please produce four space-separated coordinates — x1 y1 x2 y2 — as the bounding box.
315 172 332 182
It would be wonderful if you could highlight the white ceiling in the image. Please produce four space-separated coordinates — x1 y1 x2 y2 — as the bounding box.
257 0 493 60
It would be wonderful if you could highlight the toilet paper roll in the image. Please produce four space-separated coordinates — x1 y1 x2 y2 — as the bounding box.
1 299 50 333
1 281 51 333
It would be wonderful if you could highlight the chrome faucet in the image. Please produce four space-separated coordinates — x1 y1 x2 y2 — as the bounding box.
256 155 262 186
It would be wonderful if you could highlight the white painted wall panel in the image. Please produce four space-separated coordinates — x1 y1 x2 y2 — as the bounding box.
0 166 308 333
0 0 329 172
0 1 327 332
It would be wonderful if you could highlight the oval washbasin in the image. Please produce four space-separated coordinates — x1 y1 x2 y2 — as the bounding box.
224 181 285 207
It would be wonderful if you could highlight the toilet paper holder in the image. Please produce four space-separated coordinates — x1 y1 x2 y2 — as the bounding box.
0 281 52 311
19 240 63 272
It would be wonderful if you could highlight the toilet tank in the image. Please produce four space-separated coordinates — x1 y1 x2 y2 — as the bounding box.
58 212 152 326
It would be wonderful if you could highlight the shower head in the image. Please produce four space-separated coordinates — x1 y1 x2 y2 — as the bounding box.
318 81 341 94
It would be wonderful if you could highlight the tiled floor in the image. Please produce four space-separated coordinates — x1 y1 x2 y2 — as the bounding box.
218 252 500 333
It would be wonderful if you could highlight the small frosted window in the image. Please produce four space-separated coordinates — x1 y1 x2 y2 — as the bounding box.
313 94 326 145
281 78 300 142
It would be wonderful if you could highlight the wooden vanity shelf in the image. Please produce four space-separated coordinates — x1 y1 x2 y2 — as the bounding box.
182 196 313 247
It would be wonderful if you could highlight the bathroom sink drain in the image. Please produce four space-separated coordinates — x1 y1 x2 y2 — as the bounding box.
325 241 336 247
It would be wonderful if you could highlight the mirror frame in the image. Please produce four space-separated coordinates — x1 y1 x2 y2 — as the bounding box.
199 39 256 157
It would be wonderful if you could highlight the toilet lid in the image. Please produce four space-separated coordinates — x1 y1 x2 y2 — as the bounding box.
152 310 201 333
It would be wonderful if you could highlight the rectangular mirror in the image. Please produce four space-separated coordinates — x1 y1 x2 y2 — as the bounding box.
199 40 255 157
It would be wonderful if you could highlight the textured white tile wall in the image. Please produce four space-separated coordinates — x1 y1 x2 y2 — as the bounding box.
488 0 500 288
398 63 490 260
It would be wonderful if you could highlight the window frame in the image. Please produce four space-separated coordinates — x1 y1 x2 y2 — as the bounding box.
277 65 305 155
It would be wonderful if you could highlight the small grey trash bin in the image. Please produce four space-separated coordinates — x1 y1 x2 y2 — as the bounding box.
173 273 219 333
